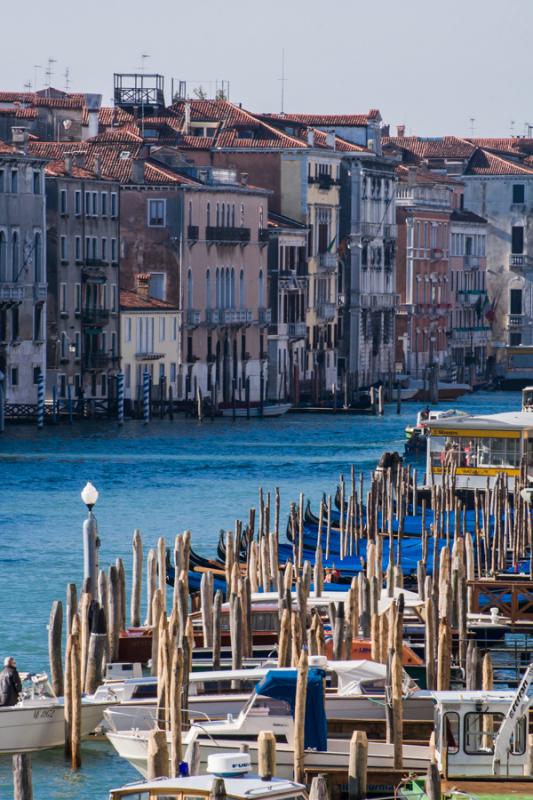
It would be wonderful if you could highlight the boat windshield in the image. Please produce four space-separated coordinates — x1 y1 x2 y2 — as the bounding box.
20 673 55 700
430 436 521 469
241 693 292 718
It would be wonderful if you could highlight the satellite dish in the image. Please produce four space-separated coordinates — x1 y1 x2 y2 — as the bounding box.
63 119 72 130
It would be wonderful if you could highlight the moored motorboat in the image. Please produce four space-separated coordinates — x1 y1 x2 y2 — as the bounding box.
220 402 292 418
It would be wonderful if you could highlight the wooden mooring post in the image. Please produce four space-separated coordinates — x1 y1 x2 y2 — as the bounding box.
12 754 33 800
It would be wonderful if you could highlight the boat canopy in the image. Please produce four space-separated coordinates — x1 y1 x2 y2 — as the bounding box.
332 660 415 696
255 668 327 751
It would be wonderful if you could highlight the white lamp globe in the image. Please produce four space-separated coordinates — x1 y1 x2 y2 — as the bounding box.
81 481 99 509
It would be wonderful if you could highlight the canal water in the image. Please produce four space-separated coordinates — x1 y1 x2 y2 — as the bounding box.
0 391 520 798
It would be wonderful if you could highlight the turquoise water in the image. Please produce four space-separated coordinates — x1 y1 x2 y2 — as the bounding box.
0 392 520 798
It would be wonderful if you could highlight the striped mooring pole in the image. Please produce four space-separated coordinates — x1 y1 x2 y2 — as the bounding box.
117 371 125 426
143 369 150 425
37 371 45 430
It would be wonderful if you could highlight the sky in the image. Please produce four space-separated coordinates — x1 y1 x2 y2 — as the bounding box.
2 0 532 138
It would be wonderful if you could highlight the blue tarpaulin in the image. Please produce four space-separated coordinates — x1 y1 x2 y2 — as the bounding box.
254 668 327 751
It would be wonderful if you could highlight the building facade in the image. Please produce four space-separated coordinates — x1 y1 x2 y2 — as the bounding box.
44 156 121 400
0 137 47 404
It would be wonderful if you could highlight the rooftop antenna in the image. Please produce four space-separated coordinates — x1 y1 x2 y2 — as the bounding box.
279 48 286 113
510 120 515 136
45 57 57 96
24 80 32 93
469 117 475 137
64 67 70 93
33 65 42 92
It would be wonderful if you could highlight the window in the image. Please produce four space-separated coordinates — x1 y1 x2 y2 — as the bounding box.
148 199 166 227
159 316 165 341
75 283 81 313
101 373 107 396
74 332 80 357
12 306 19 339
511 225 524 254
0 232 5 281
170 362 176 383
101 193 108 216
172 316 177 340
510 332 522 346
207 202 211 227
11 232 19 281
101 238 108 262
92 191 98 216
33 171 41 194
111 283 117 312
443 712 460 754
60 331 67 359
513 184 525 204
149 272 165 301
125 363 131 390
125 317 132 342
34 305 43 341
10 170 18 193
75 190 81 216
240 270 245 309
34 232 43 282
60 189 68 214
59 374 66 398
510 288 523 315
60 282 67 313
111 238 118 263
85 191 91 215
10 367 18 386
75 236 82 262
60 236 68 261
206 269 211 309
111 192 118 218
259 269 265 307
111 331 117 357
74 373 81 393
188 200 193 226
0 169 4 192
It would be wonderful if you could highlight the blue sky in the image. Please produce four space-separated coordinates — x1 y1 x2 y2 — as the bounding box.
2 0 531 137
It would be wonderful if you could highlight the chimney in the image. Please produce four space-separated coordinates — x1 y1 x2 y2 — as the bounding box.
132 158 145 184
64 155 73 175
136 273 150 297
72 150 85 168
84 93 102 140
407 166 417 185
184 100 191 135
240 172 248 186
396 124 406 138
94 155 102 178
11 127 28 154
326 130 336 150
381 124 390 137
307 128 315 147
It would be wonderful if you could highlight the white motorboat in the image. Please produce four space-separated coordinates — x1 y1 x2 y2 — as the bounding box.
107 666 431 778
220 402 292 418
0 672 116 754
109 752 307 800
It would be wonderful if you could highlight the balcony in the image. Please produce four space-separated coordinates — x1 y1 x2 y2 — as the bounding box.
206 226 251 245
319 252 338 271
464 255 481 269
0 283 24 303
84 258 107 268
510 254 533 271
508 314 524 327
317 302 337 321
33 283 47 302
135 351 164 361
84 350 114 369
360 293 399 309
187 225 199 242
206 308 253 325
81 307 110 326
186 309 201 326
288 321 307 339
360 222 381 240
258 228 270 244
258 307 271 324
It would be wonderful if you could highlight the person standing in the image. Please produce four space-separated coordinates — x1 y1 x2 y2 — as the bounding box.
0 656 22 706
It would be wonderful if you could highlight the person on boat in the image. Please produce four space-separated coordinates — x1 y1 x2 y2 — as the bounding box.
0 656 22 706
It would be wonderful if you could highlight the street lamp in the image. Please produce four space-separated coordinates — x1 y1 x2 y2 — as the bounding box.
81 481 100 592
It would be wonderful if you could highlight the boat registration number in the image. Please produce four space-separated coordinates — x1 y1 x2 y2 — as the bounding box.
33 708 55 719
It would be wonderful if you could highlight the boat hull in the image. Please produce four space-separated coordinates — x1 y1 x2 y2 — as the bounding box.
220 403 292 418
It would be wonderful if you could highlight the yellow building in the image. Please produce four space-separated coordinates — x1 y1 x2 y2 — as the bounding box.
120 286 181 403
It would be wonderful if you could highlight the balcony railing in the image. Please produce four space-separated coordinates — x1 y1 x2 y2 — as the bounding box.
508 314 524 327
258 228 270 244
34 283 47 302
258 307 271 324
0 283 25 303
510 254 533 270
135 351 164 361
84 350 114 369
319 252 338 271
288 321 307 339
206 308 253 325
84 258 108 267
360 222 382 240
187 225 199 242
360 293 399 309
82 308 110 325
317 302 337 321
186 309 201 326
206 226 251 244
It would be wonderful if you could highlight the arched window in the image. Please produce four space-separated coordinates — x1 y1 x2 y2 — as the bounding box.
188 201 193 226
0 232 6 281
216 268 220 308
259 269 265 307
221 203 225 228
34 232 43 282
239 269 245 309
187 268 193 308
206 269 211 309
11 232 19 281
60 331 68 359
231 204 235 227
230 268 235 308
225 268 230 309
226 204 231 227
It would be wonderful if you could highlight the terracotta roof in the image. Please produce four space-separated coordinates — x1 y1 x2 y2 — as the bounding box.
87 127 144 144
44 159 109 180
450 209 487 224
260 111 381 126
383 136 476 159
396 164 459 186
0 106 38 119
171 99 254 127
464 149 533 176
0 140 16 154
81 106 135 127
178 135 217 150
310 127 366 152
120 289 178 311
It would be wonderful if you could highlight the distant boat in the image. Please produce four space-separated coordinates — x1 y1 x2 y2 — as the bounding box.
220 402 292 418
397 376 471 402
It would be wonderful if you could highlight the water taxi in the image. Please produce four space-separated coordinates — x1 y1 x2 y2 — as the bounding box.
424 388 533 491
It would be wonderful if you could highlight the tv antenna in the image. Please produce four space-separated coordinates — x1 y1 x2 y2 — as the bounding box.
469 117 475 137
64 67 71 93
45 58 57 95
279 48 287 113
33 65 42 92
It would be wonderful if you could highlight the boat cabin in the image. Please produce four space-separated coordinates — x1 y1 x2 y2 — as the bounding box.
425 392 533 490
109 754 307 800
434 691 530 778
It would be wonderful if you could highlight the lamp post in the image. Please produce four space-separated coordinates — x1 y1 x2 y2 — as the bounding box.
81 481 99 593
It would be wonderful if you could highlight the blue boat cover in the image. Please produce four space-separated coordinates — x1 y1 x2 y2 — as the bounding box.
254 668 327 751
